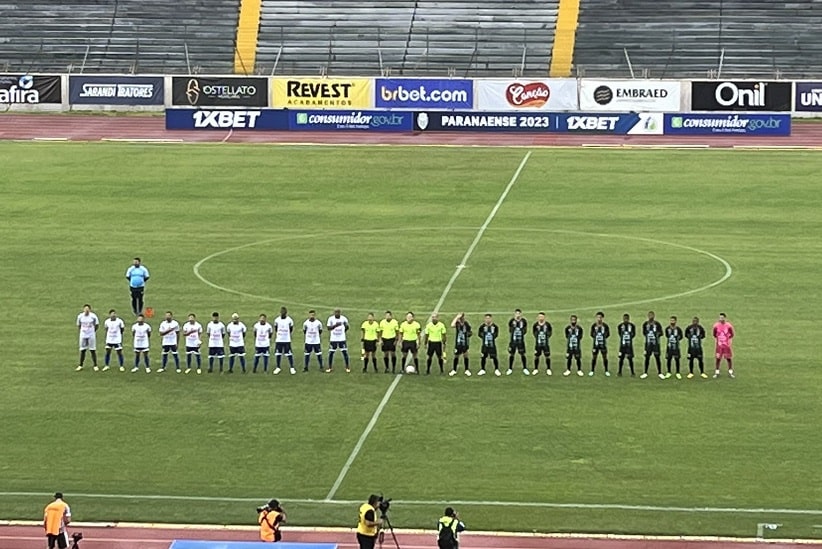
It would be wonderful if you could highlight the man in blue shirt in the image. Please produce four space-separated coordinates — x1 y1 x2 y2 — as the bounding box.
125 257 150 315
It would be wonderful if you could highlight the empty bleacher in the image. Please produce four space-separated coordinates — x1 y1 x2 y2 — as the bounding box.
572 0 822 78
0 0 239 73
255 0 558 76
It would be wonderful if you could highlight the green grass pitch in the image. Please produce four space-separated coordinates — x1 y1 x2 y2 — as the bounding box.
0 142 820 538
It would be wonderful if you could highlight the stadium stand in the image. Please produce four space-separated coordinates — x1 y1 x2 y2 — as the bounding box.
255 0 558 76
572 0 822 78
0 0 239 73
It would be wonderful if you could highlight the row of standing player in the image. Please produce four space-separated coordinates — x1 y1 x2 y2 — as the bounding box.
75 306 736 379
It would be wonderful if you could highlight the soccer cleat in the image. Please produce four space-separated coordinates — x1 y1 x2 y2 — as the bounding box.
523 368 530 376
176 368 182 373
303 367 309 372
465 370 472 377
686 373 694 379
728 371 735 379
546 369 552 376
494 369 502 377
532 369 539 375
273 368 282 375
119 366 125 372
588 371 595 377
185 368 191 374
345 368 351 373
448 370 457 377
290 368 297 375
157 368 165 373
605 371 611 377
701 373 709 379
576 370 584 377
713 372 720 379
664 372 672 379
196 368 202 375
325 368 333 373
640 373 648 379
658 373 666 380
563 370 571 377
92 366 99 372
131 367 139 373
75 366 83 372
675 373 682 380
506 368 513 376
101 366 110 372
477 369 486 376
145 368 151 373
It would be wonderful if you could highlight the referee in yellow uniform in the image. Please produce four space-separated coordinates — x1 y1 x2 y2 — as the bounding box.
361 313 380 373
424 313 448 374
356 494 383 549
379 311 399 373
398 312 421 373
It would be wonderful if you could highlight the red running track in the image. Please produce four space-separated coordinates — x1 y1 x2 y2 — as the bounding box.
1 115 822 147
1 525 821 549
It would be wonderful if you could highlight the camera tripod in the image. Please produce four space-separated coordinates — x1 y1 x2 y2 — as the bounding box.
377 512 401 549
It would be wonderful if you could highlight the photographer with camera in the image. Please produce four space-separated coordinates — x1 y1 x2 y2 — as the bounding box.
437 507 465 549
356 495 385 549
257 499 287 542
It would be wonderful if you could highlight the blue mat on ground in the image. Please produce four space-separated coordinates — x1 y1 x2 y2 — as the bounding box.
170 541 338 549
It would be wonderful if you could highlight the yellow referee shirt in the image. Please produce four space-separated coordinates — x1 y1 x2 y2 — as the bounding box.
361 321 380 341
399 320 421 342
425 321 447 342
379 318 399 339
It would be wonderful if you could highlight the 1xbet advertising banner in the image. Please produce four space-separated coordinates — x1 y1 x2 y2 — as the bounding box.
375 78 473 110
474 79 578 111
272 77 373 109
171 76 268 107
664 114 791 136
69 75 163 105
691 81 791 112
289 110 412 131
794 82 822 112
556 113 664 134
0 74 61 104
579 79 681 112
165 109 287 130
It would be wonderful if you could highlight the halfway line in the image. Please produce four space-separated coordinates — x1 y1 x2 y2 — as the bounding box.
431 150 532 314
324 151 532 500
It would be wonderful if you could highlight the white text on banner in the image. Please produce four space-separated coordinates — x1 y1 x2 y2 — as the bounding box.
579 79 681 112
475 79 578 111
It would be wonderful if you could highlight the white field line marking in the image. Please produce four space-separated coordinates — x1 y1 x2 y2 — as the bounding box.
324 374 402 501
324 151 532 500
2 492 822 516
430 151 531 315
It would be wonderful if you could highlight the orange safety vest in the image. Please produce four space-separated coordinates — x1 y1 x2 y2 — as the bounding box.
259 509 282 542
44 500 69 535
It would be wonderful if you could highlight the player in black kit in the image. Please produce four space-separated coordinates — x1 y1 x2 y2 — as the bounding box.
640 311 664 379
507 309 528 376
450 313 472 377
589 311 610 376
665 316 684 379
477 314 500 376
563 315 584 377
684 316 707 379
532 312 552 375
617 313 636 376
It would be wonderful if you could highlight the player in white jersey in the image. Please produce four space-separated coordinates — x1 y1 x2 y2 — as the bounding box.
76 304 100 371
131 314 152 373
302 309 324 372
158 311 181 373
183 313 204 374
253 314 274 373
226 313 247 373
326 308 350 373
206 311 226 373
103 309 125 372
272 306 296 375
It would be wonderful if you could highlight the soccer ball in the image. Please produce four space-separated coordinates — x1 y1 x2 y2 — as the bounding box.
405 365 416 374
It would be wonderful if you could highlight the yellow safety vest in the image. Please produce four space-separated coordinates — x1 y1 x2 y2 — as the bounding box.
357 503 378 536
